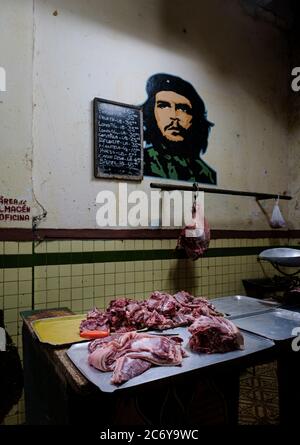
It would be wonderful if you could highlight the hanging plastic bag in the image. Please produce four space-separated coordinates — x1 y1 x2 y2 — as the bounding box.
176 201 210 260
270 197 286 228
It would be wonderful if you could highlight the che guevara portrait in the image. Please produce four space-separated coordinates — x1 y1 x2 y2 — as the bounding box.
142 73 217 185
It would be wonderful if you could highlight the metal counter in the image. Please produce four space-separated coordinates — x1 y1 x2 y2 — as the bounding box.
232 308 300 341
67 327 274 393
210 295 279 317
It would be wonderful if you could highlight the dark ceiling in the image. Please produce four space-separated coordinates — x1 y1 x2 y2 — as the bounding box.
241 0 300 32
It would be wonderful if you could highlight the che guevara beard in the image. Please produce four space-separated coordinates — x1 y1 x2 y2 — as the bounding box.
157 128 195 156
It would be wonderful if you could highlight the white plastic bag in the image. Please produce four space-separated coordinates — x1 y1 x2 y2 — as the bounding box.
270 198 286 228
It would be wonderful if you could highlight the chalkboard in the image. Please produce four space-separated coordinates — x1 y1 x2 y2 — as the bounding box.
94 98 143 180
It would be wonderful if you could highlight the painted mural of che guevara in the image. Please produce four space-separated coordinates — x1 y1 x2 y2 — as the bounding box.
143 73 217 184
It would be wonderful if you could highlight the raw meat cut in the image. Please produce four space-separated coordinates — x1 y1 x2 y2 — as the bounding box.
188 315 244 354
176 206 210 260
80 290 221 334
88 331 186 385
79 307 109 332
112 356 152 384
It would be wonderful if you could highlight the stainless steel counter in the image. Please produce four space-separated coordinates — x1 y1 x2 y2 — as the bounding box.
67 327 274 393
210 295 279 318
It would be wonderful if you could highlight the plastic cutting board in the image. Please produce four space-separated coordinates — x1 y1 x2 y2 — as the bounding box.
31 314 86 345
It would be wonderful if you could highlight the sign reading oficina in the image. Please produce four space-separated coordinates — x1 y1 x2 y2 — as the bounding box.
0 67 6 92
0 196 30 222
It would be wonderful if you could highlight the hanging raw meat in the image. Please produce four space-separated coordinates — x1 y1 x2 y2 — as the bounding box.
176 202 210 260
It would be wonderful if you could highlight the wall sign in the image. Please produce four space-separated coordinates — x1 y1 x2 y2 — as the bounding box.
94 98 143 181
0 196 30 222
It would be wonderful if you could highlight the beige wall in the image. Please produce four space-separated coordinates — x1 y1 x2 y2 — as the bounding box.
288 28 300 228
0 0 33 228
0 0 293 230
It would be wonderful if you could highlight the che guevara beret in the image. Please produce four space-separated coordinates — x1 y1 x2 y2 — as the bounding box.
145 73 213 126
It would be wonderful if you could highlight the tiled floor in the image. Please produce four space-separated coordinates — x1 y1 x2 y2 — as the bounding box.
239 362 279 425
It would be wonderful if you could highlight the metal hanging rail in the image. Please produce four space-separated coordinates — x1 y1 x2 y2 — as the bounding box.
150 182 292 201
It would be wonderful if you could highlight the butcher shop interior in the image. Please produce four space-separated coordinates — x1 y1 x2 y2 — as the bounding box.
1 0 300 429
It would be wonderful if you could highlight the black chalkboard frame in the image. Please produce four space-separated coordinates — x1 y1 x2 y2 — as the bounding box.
93 97 144 181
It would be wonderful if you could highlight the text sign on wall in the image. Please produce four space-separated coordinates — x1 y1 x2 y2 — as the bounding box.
94 98 143 181
0 196 30 222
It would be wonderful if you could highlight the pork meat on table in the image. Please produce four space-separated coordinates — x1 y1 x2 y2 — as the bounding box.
80 290 222 333
188 315 244 354
88 331 187 385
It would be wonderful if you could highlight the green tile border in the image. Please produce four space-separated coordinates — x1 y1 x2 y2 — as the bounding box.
0 245 296 268
0 254 34 268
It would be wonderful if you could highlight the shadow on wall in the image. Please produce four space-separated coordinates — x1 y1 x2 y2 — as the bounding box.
44 0 289 125
170 259 196 293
